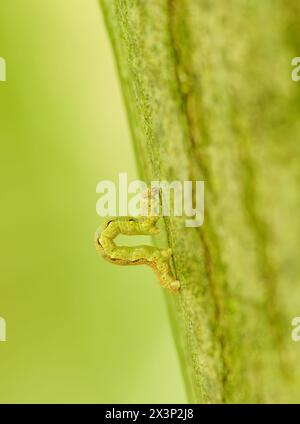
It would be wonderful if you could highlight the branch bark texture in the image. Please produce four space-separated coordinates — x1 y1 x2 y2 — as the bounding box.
100 0 300 403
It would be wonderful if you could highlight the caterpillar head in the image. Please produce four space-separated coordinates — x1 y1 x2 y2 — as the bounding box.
94 227 104 254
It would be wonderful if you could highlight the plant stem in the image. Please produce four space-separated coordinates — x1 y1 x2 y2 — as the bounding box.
100 0 300 403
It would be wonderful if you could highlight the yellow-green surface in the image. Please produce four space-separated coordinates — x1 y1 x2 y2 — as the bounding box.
101 0 300 403
0 1 186 403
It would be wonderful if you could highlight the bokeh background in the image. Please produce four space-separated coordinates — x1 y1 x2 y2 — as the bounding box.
0 0 186 403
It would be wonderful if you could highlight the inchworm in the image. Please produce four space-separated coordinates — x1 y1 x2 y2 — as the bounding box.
95 214 180 293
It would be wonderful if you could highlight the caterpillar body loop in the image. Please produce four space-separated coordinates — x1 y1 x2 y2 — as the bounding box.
95 216 180 293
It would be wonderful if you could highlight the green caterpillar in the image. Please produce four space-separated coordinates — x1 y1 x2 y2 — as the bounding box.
95 215 180 293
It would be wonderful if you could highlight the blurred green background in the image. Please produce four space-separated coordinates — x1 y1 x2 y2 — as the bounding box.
0 0 186 403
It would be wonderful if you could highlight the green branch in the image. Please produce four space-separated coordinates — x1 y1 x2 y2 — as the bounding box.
100 0 300 403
